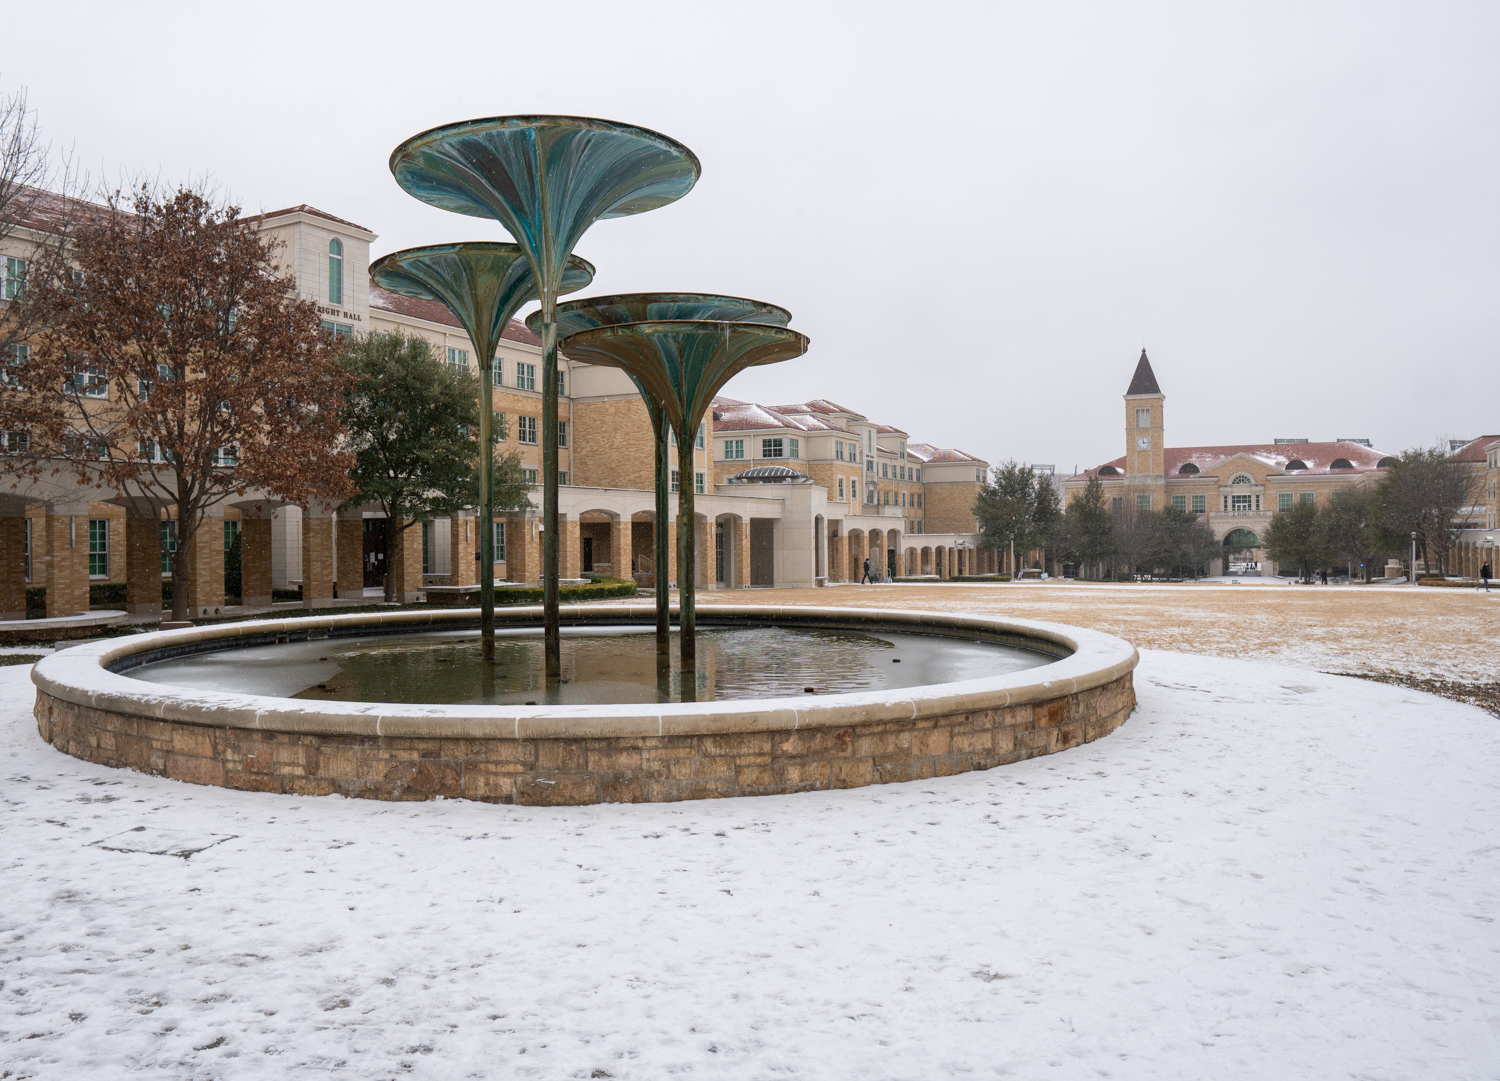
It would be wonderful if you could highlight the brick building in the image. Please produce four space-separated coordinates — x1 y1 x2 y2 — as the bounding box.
1066 350 1400 576
0 192 998 617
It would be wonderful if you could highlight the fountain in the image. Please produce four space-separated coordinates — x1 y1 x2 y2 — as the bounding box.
29 115 1141 804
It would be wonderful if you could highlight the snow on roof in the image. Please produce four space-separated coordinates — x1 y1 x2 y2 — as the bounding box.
907 442 985 464
772 399 867 421
1448 436 1500 463
369 282 541 347
0 185 117 235
1076 441 1397 480
876 423 909 436
711 400 803 433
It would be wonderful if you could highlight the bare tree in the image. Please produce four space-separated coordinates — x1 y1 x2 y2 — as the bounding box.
22 184 354 619
0 83 88 405
1378 446 1477 576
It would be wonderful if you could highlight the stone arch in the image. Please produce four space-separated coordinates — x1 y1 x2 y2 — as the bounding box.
920 545 933 575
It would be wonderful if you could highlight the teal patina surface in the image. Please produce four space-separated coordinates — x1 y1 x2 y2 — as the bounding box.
526 294 795 662
387 115 700 677
368 243 594 654
561 321 809 672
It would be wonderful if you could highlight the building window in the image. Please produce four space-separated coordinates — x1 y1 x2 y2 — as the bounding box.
881 462 889 478
835 441 845 461
68 360 108 399
915 468 921 481
867 458 874 473
976 469 984 482
213 445 238 467
695 472 705 494
789 438 799 459
557 421 567 448
899 441 906 458
558 472 568 486
160 520 177 575
837 476 845 499
3 343 27 386
522 468 538 484
320 320 353 339
1136 407 1150 429
494 521 506 562
516 362 535 391
670 469 680 493
3 430 29 455
1231 474 1253 485
850 479 857 502
517 416 537 444
557 369 566 396
723 439 744 460
696 423 705 449
1171 495 1187 512
1136 494 1151 511
1231 493 1253 512
1191 494 1206 514
761 438 784 458
447 346 468 371
327 238 344 306
87 519 109 578
1298 492 1315 505
224 519 240 552
1278 492 1294 511
490 355 503 383
917 494 923 508
882 491 890 506
492 411 507 440
1111 497 1123 514
3 256 27 299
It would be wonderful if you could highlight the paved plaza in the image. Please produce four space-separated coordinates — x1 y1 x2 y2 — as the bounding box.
1 587 1496 1079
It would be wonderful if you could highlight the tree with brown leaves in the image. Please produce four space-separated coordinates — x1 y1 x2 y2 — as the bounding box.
20 185 353 619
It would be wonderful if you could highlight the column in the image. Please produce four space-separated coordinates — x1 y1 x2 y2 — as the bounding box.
336 510 365 597
390 518 423 602
699 517 713 586
666 518 678 587
736 520 750 588
41 509 90 618
186 510 226 615
0 514 25 620
240 517 273 607
609 518 631 584
505 516 538 584
448 511 476 587
300 511 335 609
560 517 582 580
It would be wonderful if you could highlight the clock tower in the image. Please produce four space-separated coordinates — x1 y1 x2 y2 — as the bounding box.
1124 349 1166 503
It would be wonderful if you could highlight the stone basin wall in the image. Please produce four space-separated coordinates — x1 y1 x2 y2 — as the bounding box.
32 605 1138 805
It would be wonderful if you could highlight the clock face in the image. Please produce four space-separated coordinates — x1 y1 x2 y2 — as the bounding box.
1136 435 1151 450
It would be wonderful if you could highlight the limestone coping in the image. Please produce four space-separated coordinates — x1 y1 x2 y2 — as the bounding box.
0 610 126 632
31 605 1138 740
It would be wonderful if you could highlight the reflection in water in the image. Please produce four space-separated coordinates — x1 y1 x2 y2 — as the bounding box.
128 625 1051 706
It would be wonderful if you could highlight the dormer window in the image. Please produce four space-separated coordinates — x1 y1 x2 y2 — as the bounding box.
328 238 344 306
1284 459 1308 471
1098 465 1120 476
1177 462 1199 475
1330 458 1354 470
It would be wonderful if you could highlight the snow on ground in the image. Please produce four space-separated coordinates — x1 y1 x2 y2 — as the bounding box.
3 654 1499 1079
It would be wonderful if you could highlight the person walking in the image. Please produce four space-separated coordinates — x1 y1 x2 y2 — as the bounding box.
1481 561 1491 592
861 557 871 585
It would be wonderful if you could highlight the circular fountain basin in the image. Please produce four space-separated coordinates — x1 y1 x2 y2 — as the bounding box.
32 604 1138 805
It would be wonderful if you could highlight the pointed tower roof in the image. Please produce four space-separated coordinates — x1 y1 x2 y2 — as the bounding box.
1126 348 1161 396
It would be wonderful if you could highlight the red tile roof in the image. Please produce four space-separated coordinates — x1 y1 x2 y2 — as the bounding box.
254 204 373 233
1 185 118 234
369 283 541 346
772 398 867 420
907 442 985 464
1076 441 1397 480
1449 436 1500 464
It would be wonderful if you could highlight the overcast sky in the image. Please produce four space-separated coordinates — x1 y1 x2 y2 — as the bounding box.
7 1 1497 472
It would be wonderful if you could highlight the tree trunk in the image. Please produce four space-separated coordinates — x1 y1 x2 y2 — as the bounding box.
383 507 400 603
171 501 190 622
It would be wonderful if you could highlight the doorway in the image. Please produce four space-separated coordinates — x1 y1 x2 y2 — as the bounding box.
362 518 387 588
582 536 594 573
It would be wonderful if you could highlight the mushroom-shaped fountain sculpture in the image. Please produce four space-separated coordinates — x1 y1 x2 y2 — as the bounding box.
527 294 792 664
368 242 594 658
389 116 700 678
560 320 810 681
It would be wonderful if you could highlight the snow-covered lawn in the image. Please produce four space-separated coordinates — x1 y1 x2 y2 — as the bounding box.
3 653 1498 1079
